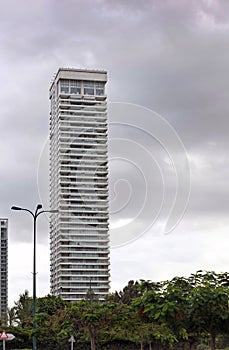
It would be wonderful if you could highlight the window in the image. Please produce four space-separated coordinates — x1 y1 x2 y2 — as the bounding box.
83 81 94 95
60 80 69 94
70 80 81 94
95 82 104 96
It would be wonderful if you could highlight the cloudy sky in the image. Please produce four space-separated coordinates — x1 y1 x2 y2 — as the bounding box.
1 0 229 306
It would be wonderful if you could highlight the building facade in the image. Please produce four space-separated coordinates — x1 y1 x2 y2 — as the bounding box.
49 68 110 302
0 219 8 324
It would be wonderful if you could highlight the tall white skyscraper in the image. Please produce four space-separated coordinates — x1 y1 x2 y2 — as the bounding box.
49 68 110 302
0 219 8 324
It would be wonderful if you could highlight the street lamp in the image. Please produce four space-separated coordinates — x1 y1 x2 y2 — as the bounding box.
11 204 58 350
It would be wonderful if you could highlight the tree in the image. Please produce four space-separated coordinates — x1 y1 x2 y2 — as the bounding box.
14 290 33 327
8 271 229 350
134 277 192 348
125 306 177 350
69 300 116 350
136 271 229 350
189 282 229 350
37 294 67 315
108 280 141 305
7 306 17 326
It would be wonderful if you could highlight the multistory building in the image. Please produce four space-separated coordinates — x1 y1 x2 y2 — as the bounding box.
49 68 110 302
0 219 8 324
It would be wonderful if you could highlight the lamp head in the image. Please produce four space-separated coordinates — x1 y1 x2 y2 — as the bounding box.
37 204 42 210
11 206 22 211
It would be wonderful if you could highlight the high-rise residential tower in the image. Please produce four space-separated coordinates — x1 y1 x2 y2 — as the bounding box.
0 219 8 324
49 68 110 302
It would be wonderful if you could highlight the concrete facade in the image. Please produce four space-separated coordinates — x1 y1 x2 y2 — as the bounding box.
49 68 110 302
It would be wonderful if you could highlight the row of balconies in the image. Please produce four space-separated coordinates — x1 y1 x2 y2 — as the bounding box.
56 269 109 275
57 124 107 134
60 199 108 205
58 164 106 173
59 216 108 223
57 248 109 255
56 261 109 267
57 289 109 295
56 239 109 245
55 134 107 145
59 161 107 167
59 144 107 153
58 244 109 250
58 119 107 127
59 195 108 202
60 179 107 186
59 214 108 221
58 108 106 116
58 112 106 120
54 268 110 277
53 266 108 274
60 214 108 221
59 159 108 166
59 190 108 197
59 216 108 222
51 245 109 255
54 251 109 260
57 283 109 289
58 149 107 158
59 224 108 230
52 275 109 284
55 233 108 239
58 97 106 105
57 257 109 263
58 148 108 157
51 181 107 193
59 182 108 190
58 207 108 214
57 169 108 176
58 93 106 102
58 115 107 129
59 144 107 152
59 273 109 278
59 175 108 183
59 173 108 181
60 276 109 282
55 223 109 232
58 128 107 136
53 229 109 240
50 175 109 190
58 98 107 110
58 93 106 100
55 222 108 230
59 140 107 149
55 294 108 301
59 177 108 184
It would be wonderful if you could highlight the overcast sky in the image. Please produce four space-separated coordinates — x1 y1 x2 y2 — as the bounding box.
1 0 229 306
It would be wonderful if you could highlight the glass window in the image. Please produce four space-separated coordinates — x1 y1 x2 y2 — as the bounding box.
70 80 81 94
60 80 69 94
95 82 104 96
83 81 94 95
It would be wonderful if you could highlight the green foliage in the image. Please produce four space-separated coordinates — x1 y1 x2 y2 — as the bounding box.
36 294 67 315
8 271 229 350
107 280 140 304
14 290 33 328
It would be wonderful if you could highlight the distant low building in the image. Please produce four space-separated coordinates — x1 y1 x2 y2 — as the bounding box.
0 219 8 325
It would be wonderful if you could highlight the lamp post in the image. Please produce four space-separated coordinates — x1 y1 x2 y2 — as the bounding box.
11 204 57 350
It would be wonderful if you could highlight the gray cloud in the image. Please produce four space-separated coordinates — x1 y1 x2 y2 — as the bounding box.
1 0 229 304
